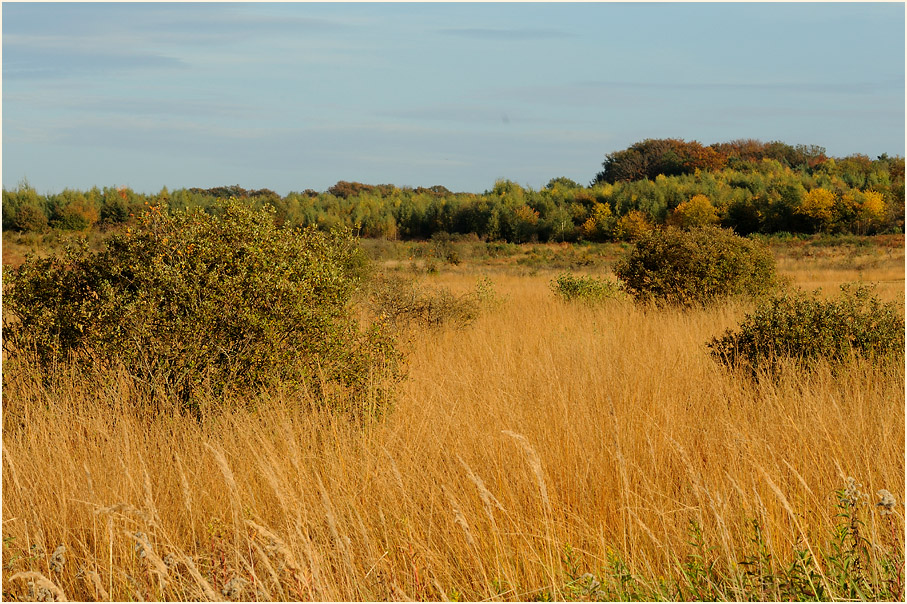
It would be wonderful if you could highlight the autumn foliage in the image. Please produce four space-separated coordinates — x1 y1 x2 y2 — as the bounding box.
2 139 903 241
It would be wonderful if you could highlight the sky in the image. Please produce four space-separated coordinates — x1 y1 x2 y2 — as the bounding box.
2 2 905 195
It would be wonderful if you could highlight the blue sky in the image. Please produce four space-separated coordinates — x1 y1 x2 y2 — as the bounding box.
3 2 905 195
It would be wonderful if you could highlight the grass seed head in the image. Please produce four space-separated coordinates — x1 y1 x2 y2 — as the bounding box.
221 576 250 600
49 545 66 573
876 489 896 515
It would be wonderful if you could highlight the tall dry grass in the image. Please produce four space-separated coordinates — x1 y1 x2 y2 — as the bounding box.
2 257 904 601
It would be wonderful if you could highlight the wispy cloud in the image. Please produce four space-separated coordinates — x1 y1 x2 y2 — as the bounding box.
3 43 188 80
2 3 351 44
577 79 904 95
374 104 543 126
57 96 253 120
438 27 569 40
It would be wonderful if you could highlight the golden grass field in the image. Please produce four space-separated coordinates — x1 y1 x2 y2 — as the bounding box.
2 236 904 601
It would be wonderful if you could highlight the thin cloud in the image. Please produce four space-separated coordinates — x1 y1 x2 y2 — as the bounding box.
438 27 569 40
4 44 188 80
578 79 904 95
375 104 537 126
3 4 350 42
58 97 254 120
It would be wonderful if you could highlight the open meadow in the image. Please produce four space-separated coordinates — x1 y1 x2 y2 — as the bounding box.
2 233 904 601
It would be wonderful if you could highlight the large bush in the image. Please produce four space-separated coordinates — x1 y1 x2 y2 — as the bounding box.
613 226 777 307
708 284 905 372
3 201 401 415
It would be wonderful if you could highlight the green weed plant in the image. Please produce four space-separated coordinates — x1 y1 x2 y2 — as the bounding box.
550 273 622 304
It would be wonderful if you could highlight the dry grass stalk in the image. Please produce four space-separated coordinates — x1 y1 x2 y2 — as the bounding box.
315 473 357 591
3 445 23 493
303 534 335 601
383 448 406 495
237 555 273 601
139 461 161 528
442 485 476 547
173 451 193 516
126 531 169 581
502 430 551 512
82 464 97 502
94 502 158 528
83 567 110 602
204 442 241 509
174 553 219 602
457 454 505 527
244 519 305 580
247 537 286 600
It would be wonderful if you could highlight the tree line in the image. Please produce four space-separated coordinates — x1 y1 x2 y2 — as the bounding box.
3 138 903 241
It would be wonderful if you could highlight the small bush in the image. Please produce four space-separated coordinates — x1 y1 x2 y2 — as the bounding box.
3 200 400 416
474 275 507 309
367 273 487 332
550 273 621 304
428 231 461 265
708 284 905 372
613 226 778 307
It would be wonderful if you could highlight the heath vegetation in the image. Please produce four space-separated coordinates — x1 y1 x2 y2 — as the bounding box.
2 139 904 601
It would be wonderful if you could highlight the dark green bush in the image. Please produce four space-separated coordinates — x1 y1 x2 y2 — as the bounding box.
613 226 778 307
550 272 622 304
3 200 400 416
708 284 905 371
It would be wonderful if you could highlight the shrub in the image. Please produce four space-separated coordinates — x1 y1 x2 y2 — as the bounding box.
613 226 777 307
428 231 461 265
11 204 49 233
550 273 621 304
366 273 489 332
3 200 400 416
708 284 905 372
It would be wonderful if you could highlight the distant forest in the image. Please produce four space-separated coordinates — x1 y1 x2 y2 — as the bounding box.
4 138 904 241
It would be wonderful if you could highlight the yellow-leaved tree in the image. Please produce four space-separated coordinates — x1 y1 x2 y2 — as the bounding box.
797 187 836 232
613 210 653 242
580 202 613 241
856 190 887 234
667 194 719 229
